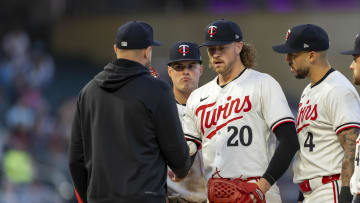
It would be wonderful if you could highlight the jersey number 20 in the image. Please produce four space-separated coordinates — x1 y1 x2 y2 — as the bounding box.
227 126 252 147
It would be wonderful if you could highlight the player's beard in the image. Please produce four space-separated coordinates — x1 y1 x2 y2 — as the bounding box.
293 65 309 79
353 74 360 85
209 57 236 76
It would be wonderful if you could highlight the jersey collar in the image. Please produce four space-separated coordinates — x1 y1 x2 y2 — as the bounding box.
311 68 335 88
217 68 247 88
176 100 186 106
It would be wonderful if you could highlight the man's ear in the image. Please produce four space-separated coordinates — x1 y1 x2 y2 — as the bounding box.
114 44 118 55
235 41 244 55
199 65 204 76
168 66 173 77
144 46 152 59
308 51 317 64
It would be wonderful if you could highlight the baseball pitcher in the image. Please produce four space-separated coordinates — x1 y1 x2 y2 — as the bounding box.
182 19 299 203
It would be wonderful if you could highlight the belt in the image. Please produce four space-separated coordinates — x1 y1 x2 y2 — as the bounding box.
299 174 340 193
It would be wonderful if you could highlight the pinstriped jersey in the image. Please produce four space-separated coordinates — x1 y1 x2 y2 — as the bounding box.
350 134 360 195
183 68 294 180
293 69 360 183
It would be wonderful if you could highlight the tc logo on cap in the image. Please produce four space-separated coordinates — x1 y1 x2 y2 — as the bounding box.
178 44 190 56
208 26 217 38
285 29 291 41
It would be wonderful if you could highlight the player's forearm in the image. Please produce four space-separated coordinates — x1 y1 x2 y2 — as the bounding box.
338 128 359 186
170 152 197 181
171 154 194 179
262 123 299 185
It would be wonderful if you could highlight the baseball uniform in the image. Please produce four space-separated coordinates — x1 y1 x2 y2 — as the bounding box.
292 69 360 202
341 32 360 199
167 103 207 203
183 68 295 202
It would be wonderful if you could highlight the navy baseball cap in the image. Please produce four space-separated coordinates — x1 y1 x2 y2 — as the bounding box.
272 24 329 54
115 21 161 49
341 33 360 55
200 19 243 47
168 42 202 65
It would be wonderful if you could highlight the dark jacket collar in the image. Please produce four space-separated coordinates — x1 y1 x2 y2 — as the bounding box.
94 59 149 91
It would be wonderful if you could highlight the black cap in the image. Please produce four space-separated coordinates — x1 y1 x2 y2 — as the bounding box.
200 19 243 47
168 42 202 65
272 24 329 54
341 33 360 55
115 21 161 49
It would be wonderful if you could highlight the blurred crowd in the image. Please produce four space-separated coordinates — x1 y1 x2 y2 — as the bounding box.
0 27 75 203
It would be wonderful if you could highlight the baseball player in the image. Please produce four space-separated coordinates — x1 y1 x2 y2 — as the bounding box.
341 32 360 202
166 42 207 203
273 24 360 203
182 19 299 202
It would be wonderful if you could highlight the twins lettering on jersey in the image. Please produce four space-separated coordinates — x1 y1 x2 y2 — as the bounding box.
195 95 252 139
296 100 318 133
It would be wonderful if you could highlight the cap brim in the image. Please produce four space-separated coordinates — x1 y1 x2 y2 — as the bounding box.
272 44 300 54
168 58 202 66
152 40 161 46
341 50 360 55
199 41 233 47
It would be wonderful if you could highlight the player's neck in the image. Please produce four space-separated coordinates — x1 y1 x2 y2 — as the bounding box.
173 88 190 105
218 61 246 86
308 62 331 86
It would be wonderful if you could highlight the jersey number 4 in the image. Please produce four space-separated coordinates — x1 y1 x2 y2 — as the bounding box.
227 126 253 147
304 132 315 152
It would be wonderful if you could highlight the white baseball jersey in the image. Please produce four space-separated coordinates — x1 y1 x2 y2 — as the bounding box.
350 134 360 195
167 103 207 202
293 69 360 183
183 68 294 180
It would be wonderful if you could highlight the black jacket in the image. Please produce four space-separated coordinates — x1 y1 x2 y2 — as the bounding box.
69 59 191 203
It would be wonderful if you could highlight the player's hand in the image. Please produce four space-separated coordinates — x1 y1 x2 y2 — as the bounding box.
168 170 184 182
255 178 271 194
339 186 353 203
250 194 258 202
187 141 197 156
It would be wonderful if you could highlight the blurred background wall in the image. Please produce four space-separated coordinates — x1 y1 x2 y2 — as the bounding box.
0 0 359 202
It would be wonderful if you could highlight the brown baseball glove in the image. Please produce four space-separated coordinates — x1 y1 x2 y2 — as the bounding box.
208 178 266 203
